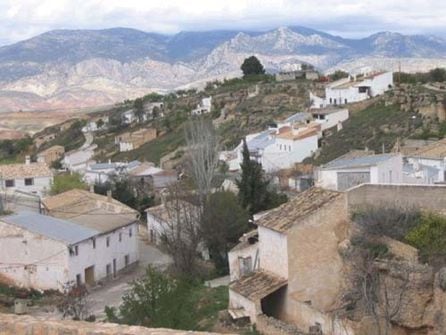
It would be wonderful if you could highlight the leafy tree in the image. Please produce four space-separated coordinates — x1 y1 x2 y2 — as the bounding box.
96 118 104 129
429 68 446 82
241 56 265 77
106 267 195 329
330 70 349 81
236 139 270 215
133 98 145 122
51 173 87 195
202 191 249 273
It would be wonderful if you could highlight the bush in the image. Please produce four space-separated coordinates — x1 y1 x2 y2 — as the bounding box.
51 173 87 195
405 213 446 262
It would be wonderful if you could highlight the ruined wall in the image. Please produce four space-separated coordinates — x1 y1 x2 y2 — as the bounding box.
347 184 446 214
0 313 225 334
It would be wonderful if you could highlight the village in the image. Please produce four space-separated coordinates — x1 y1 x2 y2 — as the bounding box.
1 58 446 335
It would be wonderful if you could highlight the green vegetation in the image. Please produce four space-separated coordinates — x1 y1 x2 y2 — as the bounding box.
40 120 86 153
113 126 185 164
405 213 446 263
105 267 228 331
396 68 446 84
241 56 265 77
50 173 87 195
313 103 421 165
202 191 250 274
0 137 32 163
237 140 287 215
329 70 349 81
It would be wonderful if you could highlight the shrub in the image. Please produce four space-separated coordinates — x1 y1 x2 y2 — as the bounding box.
405 213 446 261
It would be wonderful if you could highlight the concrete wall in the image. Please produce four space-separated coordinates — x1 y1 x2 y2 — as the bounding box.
258 226 288 279
347 184 446 213
0 222 69 290
0 313 224 334
68 222 139 285
373 155 403 184
283 195 350 334
313 108 349 131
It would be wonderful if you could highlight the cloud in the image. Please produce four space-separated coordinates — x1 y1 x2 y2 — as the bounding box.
0 0 445 45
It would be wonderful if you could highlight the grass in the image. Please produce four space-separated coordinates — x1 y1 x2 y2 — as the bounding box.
113 126 185 164
312 102 422 165
192 285 229 331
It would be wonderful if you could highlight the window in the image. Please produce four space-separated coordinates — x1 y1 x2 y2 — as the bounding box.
5 179 14 187
129 228 132 238
119 233 122 242
76 274 82 286
92 238 96 249
345 99 348 104
106 264 112 277
106 237 110 247
125 255 130 267
239 256 252 276
70 245 79 256
24 178 34 186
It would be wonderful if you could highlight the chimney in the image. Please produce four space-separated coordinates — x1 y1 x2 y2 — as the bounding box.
106 190 112 202
25 156 31 165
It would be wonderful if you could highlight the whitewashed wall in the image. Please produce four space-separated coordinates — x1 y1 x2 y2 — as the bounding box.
258 226 288 279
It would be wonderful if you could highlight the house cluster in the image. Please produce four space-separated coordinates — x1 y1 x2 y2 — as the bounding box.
84 160 177 189
275 69 319 82
227 184 446 334
121 102 164 125
0 189 139 291
81 116 109 133
115 128 157 152
221 108 349 173
311 70 393 108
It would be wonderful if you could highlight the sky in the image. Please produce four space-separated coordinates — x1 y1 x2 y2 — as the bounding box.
0 0 445 46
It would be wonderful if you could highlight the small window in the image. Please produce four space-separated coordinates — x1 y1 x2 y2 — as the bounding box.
24 178 34 186
129 228 132 238
92 238 96 249
125 255 130 267
119 233 122 242
70 245 79 256
106 264 112 277
106 237 110 247
5 179 14 187
76 274 82 286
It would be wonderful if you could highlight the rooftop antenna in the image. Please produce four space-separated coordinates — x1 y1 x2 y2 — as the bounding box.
398 60 402 88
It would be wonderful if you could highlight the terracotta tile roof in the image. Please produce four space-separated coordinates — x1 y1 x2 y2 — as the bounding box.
0 162 52 179
408 138 446 159
229 271 287 300
42 189 136 215
256 187 342 233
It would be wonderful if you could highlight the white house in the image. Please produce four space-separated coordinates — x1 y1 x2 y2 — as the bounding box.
83 160 141 185
0 157 53 196
62 145 97 173
191 97 212 116
230 125 319 173
311 71 393 108
316 153 403 191
0 210 139 291
402 138 446 184
129 162 177 189
82 116 109 133
311 107 349 131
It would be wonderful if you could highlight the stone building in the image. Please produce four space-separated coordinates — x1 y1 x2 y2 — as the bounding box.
36 145 65 165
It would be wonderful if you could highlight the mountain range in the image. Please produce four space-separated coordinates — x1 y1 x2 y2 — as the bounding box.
0 26 446 112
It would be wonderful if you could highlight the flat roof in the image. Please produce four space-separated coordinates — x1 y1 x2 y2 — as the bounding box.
322 153 398 170
1 211 97 245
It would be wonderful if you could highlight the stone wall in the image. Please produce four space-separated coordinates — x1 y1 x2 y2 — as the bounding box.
0 313 224 334
347 184 446 213
256 314 306 335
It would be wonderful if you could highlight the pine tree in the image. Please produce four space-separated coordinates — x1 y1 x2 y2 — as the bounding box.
240 56 265 77
236 139 270 215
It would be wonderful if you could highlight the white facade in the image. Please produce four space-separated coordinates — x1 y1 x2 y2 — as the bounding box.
311 71 393 108
316 154 403 191
191 97 212 115
0 216 138 291
311 108 349 131
403 157 445 184
63 145 97 173
258 226 288 279
0 175 53 196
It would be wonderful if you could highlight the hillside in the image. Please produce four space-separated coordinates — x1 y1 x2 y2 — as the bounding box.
0 26 446 111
